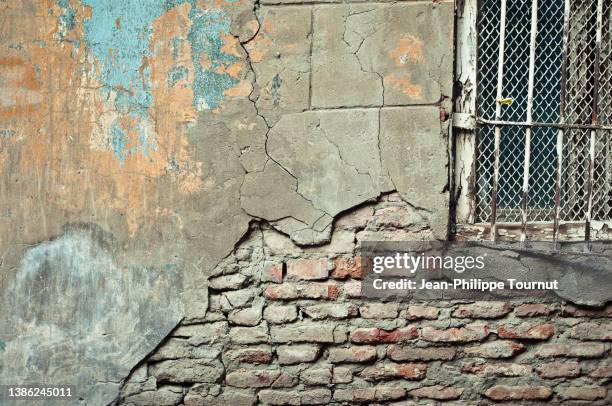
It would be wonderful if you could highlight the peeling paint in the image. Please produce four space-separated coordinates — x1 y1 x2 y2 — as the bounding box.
187 5 238 110
168 65 189 87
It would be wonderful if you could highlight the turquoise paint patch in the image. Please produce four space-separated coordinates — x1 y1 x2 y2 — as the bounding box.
187 6 238 110
80 0 167 161
81 0 165 117
168 65 188 87
110 121 128 162
0 340 5 351
171 37 182 60
78 0 238 161
56 0 76 41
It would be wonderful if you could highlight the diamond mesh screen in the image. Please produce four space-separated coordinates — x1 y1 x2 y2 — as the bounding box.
474 0 611 228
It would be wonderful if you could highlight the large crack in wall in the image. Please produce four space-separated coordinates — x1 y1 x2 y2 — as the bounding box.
0 1 454 404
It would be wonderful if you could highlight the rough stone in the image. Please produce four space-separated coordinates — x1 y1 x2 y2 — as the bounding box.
409 386 463 400
331 257 365 279
360 362 427 381
556 386 607 401
535 343 605 358
405 305 440 320
270 322 336 343
302 303 358 320
453 302 512 319
230 323 269 344
387 346 456 362
149 359 224 384
569 322 612 340
463 341 525 359
229 305 263 326
360 303 400 319
422 324 489 343
350 327 418 344
263 304 299 324
225 369 281 388
483 385 552 401
261 263 284 284
514 303 554 317
497 323 555 340
287 259 330 280
333 387 407 403
209 274 248 290
300 366 332 385
277 344 320 365
224 346 274 365
264 282 339 300
537 361 581 378
328 346 378 363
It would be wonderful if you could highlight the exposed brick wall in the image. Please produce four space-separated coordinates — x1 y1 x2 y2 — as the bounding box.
116 194 611 405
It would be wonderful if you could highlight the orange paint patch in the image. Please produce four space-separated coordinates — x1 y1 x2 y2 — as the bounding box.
385 74 423 100
390 34 424 67
0 0 209 246
224 80 252 97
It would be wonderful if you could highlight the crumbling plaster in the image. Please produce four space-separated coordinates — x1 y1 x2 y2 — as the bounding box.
0 0 453 403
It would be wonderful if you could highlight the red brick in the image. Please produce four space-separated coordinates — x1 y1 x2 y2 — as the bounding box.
406 305 439 320
271 372 298 388
537 361 580 378
422 323 489 343
453 302 511 319
589 363 612 378
498 323 555 340
556 386 607 401
359 303 399 319
331 256 366 279
302 303 357 320
224 347 273 364
464 340 525 358
483 385 552 401
264 282 339 300
262 263 283 283
350 327 418 344
360 362 427 381
328 346 377 363
514 303 554 317
344 280 361 298
287 259 329 280
570 322 612 340
387 345 456 361
225 369 280 388
461 362 532 377
535 343 605 358
333 387 406 403
410 385 463 400
560 304 612 318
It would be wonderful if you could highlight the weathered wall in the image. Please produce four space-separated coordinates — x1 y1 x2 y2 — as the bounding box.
6 1 610 405
118 195 611 405
0 0 453 403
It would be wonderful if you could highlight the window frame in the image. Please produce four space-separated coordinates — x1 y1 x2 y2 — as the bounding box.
452 0 612 242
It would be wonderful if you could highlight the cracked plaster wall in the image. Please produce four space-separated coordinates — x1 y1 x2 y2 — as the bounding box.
0 0 453 404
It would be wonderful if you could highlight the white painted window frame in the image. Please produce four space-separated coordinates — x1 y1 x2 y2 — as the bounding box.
452 0 612 242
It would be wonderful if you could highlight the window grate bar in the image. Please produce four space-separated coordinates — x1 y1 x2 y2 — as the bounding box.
475 119 612 131
554 0 572 243
521 0 540 242
585 0 604 242
490 0 509 242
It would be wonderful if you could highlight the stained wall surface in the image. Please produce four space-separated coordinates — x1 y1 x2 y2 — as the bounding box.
5 1 607 406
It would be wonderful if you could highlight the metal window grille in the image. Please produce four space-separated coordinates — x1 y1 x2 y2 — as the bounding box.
455 0 612 242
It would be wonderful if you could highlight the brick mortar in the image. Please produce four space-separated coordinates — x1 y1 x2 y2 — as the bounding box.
116 193 612 405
